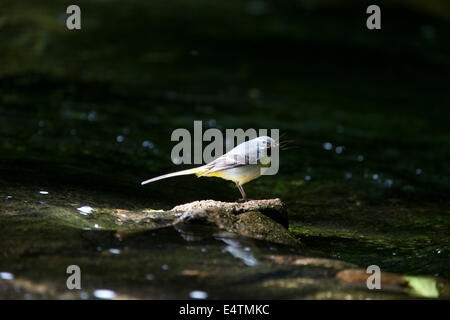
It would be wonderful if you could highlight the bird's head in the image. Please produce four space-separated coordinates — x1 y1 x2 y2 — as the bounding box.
256 136 278 150
254 136 278 161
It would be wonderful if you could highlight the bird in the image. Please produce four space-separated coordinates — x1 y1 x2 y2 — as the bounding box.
141 136 278 201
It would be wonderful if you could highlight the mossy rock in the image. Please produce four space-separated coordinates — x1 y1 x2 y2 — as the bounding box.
118 199 299 247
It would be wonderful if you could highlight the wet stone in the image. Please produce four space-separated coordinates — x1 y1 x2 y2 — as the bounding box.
116 199 298 247
336 268 450 298
172 199 289 228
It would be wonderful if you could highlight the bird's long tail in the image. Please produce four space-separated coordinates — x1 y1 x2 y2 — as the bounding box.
141 166 208 185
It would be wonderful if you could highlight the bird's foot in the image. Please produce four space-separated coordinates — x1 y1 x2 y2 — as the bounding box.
236 198 250 203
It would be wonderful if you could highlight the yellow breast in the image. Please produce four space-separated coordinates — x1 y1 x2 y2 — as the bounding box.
201 165 262 185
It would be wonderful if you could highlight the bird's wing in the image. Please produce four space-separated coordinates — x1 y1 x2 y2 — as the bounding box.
197 153 250 177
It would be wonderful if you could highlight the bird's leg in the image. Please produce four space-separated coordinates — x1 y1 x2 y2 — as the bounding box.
235 182 248 202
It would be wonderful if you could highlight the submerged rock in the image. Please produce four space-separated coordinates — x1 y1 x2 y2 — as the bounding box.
336 269 450 299
264 255 357 270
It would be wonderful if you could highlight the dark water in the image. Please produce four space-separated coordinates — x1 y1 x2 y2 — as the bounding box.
0 0 449 299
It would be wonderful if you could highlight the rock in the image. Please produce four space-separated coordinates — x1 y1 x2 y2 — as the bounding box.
172 199 289 228
264 255 357 270
115 199 299 247
175 209 299 247
114 208 179 229
336 268 408 287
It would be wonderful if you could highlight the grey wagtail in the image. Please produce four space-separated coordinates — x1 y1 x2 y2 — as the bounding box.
141 136 278 201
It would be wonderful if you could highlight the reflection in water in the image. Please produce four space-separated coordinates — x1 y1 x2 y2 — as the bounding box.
189 290 208 299
77 206 94 215
175 225 259 266
219 238 259 267
80 292 89 300
323 142 333 150
0 272 14 280
93 289 116 300
142 140 154 149
108 248 121 254
175 226 206 242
